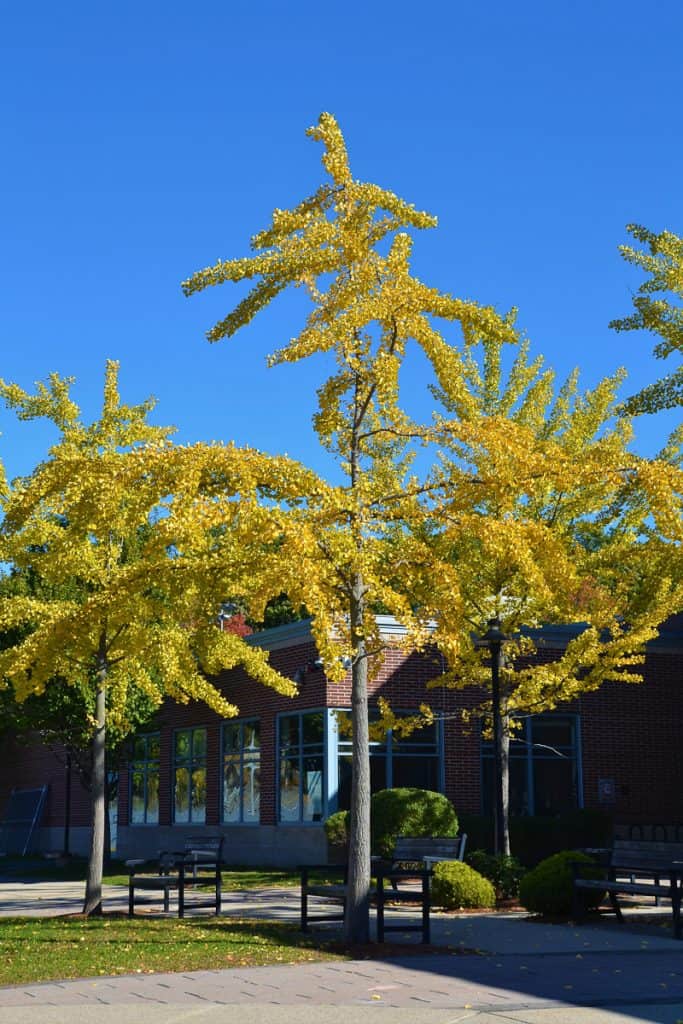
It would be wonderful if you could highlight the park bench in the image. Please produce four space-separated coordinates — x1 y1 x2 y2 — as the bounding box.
387 834 467 872
127 835 224 917
572 839 683 939
300 863 434 943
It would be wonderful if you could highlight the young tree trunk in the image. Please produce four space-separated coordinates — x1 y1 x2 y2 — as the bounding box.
344 577 371 944
83 651 107 916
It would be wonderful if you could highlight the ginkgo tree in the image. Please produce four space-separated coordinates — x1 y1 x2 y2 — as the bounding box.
0 362 300 914
183 112 518 942
414 330 683 854
610 223 683 415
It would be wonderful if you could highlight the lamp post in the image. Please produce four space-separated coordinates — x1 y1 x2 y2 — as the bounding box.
482 616 508 856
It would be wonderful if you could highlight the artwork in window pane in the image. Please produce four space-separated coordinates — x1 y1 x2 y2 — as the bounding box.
174 767 190 822
131 771 145 824
191 768 207 822
242 762 260 822
224 723 240 755
223 760 241 822
279 759 300 821
193 729 207 759
392 756 438 791
244 722 260 751
302 754 323 821
175 731 190 761
146 770 159 824
148 736 160 760
531 719 574 750
280 716 299 753
302 712 324 745
533 758 577 816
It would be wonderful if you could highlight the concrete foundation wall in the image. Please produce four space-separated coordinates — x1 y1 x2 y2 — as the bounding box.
116 824 328 867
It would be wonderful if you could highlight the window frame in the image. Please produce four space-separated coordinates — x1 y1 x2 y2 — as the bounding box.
128 733 160 827
221 718 261 825
480 713 583 816
277 709 326 825
172 726 208 825
333 708 444 813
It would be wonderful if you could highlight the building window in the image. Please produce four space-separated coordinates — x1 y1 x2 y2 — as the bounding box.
336 711 441 811
173 727 207 824
222 720 260 824
129 734 160 825
278 711 324 823
481 714 581 817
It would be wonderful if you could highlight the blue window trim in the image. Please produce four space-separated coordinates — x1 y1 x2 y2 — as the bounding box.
276 709 327 825
480 713 583 815
128 733 160 827
172 726 208 826
331 707 444 806
221 718 261 825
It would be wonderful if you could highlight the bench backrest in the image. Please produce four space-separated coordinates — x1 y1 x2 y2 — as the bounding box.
612 839 683 869
393 834 467 861
183 835 224 862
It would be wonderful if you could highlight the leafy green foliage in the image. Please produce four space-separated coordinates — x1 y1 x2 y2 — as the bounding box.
432 861 496 909
610 223 683 416
519 850 603 915
466 850 526 899
370 788 458 859
324 810 350 848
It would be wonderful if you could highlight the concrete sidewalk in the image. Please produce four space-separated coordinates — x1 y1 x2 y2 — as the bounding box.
0 879 682 1022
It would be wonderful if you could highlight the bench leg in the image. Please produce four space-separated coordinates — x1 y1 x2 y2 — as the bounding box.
377 875 385 943
128 880 135 918
215 874 221 915
608 891 623 922
300 870 309 932
163 887 170 913
671 880 682 940
421 874 431 945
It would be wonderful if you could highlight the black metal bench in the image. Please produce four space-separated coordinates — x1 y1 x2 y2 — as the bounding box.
572 839 683 939
300 863 433 943
127 835 224 917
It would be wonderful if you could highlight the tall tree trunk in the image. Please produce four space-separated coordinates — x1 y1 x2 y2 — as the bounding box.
83 648 107 916
344 576 371 944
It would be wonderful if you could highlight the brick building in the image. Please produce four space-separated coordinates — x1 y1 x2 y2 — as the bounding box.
1 614 682 864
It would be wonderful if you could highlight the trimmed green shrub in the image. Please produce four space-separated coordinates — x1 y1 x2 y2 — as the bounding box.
466 850 526 899
324 810 350 848
432 861 496 910
371 788 458 859
519 850 604 915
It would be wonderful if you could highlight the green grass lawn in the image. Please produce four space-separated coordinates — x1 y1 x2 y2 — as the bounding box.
0 915 341 986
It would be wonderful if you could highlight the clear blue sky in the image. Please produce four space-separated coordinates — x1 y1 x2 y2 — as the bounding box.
1 0 681 482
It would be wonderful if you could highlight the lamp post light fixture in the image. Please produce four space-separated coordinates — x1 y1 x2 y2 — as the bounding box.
482 616 509 857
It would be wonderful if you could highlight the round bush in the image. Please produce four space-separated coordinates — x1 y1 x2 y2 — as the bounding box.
519 850 604 916
371 788 458 859
466 850 526 900
432 861 496 910
324 810 350 848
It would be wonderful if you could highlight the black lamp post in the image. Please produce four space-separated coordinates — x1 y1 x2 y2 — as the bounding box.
482 616 508 856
